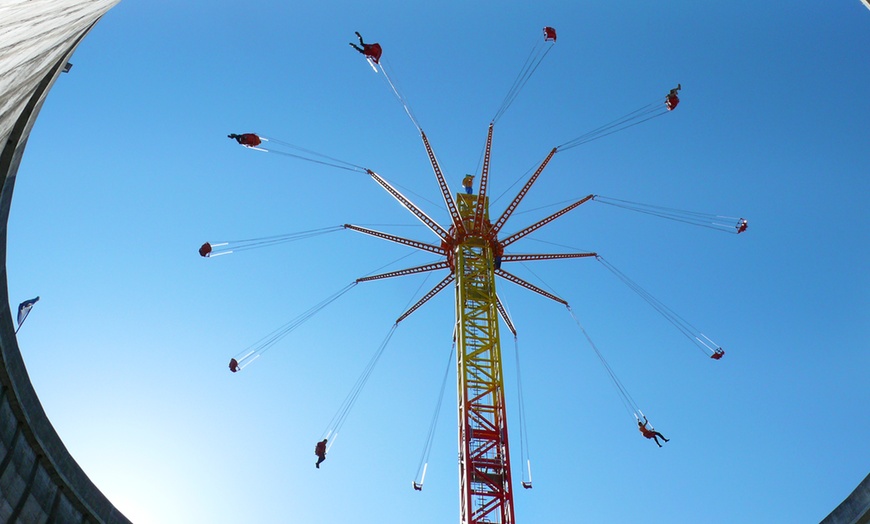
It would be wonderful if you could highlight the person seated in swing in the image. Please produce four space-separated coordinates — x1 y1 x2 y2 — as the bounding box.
665 84 681 111
638 416 669 447
228 133 261 147
413 482 423 491
315 438 328 468
711 347 725 360
349 32 383 64
229 358 240 373
543 26 557 42
736 218 748 234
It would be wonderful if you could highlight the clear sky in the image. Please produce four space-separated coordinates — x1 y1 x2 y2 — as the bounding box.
7 1 869 523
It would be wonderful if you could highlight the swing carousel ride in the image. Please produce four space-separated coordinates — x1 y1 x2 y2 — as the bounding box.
201 27 746 524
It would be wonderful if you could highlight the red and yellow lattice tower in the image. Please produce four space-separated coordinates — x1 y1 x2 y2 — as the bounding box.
351 125 594 523
454 193 515 524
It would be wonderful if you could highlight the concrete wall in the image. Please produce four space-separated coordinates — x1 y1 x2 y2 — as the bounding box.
0 2 129 523
821 474 870 524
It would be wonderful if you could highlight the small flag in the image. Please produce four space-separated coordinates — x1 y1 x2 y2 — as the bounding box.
16 296 40 331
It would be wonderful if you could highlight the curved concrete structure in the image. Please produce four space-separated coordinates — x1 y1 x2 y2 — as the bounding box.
821 474 870 524
0 2 129 522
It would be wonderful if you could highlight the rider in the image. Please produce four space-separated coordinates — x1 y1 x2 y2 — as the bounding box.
543 26 557 42
638 416 670 447
349 32 383 64
315 439 328 468
665 84 681 111
228 133 261 147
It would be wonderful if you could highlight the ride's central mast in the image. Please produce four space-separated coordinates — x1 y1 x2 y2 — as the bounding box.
347 127 587 524
455 193 515 524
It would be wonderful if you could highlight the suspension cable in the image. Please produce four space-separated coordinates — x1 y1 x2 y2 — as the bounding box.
505 265 645 423
596 256 724 359
413 341 455 491
321 323 399 453
513 335 533 488
319 266 448 457
358 250 421 279
557 100 668 151
593 196 747 234
492 31 556 124
383 174 446 212
231 282 358 371
492 94 677 208
255 136 369 173
490 161 538 207
567 306 643 420
379 58 423 132
200 226 345 257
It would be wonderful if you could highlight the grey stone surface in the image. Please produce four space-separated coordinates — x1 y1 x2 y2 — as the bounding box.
1 1 115 142
0 2 129 523
821 474 870 524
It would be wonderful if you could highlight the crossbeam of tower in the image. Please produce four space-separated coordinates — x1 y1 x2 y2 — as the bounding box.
499 195 594 247
366 169 452 243
490 148 557 237
356 261 450 283
344 224 447 256
421 131 465 234
472 124 494 234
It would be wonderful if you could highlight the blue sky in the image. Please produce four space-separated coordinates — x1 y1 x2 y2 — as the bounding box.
7 1 869 523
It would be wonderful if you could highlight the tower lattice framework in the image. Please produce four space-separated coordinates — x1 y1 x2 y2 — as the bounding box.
348 126 592 523
455 193 514 524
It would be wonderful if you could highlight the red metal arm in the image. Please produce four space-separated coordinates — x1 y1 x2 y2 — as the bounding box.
473 124 494 234
367 170 451 243
495 268 568 306
490 148 557 237
495 295 517 337
344 224 446 256
395 273 455 324
356 261 450 283
499 194 594 247
420 132 465 233
500 252 597 263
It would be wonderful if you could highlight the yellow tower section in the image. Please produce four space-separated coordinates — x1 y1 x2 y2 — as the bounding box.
455 193 515 524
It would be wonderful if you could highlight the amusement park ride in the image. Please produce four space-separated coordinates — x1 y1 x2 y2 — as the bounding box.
206 27 745 524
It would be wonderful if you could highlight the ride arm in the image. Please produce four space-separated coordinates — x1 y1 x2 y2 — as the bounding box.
500 252 597 263
490 148 557 237
495 295 517 337
344 224 447 256
420 132 465 234
499 195 594 247
473 124 494 234
395 273 455 324
495 268 568 306
366 169 452 243
356 261 450 283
